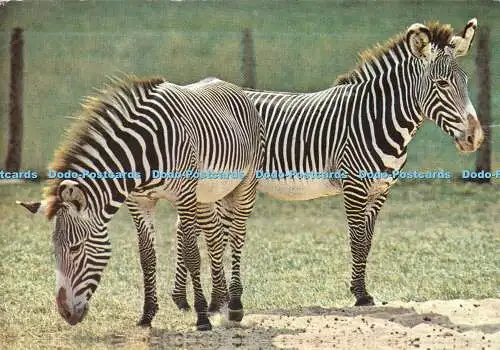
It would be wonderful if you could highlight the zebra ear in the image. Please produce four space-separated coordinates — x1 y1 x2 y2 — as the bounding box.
406 23 432 61
17 200 47 215
450 18 477 57
58 180 87 212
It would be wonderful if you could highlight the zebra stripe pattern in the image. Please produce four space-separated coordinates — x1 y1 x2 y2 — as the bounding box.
172 19 483 310
19 76 264 331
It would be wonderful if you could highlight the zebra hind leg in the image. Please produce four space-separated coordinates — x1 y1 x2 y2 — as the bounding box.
226 177 257 322
126 197 160 327
177 193 211 331
197 203 229 314
171 203 230 314
171 219 191 312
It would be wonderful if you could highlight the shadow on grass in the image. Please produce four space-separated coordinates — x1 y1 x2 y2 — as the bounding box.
71 320 299 349
145 324 299 349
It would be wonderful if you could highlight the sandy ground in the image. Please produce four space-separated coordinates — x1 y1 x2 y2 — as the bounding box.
147 298 500 349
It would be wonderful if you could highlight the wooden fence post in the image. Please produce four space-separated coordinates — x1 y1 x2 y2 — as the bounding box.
473 26 491 183
242 28 256 89
5 27 24 171
0 4 7 159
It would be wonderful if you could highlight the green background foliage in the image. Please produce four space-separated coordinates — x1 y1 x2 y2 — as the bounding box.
0 0 499 173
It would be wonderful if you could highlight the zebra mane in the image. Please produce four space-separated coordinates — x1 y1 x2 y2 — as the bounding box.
334 21 454 85
43 75 166 219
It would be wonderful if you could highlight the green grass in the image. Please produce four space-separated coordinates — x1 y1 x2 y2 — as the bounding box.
0 1 499 172
1 181 498 348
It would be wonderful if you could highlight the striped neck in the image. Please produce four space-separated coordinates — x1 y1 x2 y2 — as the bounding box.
45 77 165 222
342 41 427 145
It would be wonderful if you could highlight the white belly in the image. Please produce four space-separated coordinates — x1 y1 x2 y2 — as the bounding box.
257 178 342 201
138 177 246 203
196 178 244 203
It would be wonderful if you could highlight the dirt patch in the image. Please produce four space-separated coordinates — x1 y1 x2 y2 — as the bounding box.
148 298 499 349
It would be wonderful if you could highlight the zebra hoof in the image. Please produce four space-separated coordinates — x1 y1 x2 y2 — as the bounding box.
136 318 152 328
354 295 375 306
173 299 191 312
196 321 212 331
228 308 244 322
178 304 191 312
208 301 224 314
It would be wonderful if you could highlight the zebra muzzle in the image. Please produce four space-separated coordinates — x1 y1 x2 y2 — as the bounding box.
455 115 484 152
56 287 89 325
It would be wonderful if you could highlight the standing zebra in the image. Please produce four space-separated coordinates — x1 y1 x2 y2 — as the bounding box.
17 76 264 331
172 19 483 313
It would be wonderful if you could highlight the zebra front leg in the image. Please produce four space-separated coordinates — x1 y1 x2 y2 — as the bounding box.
171 218 191 311
127 197 159 327
343 182 374 306
344 181 389 306
177 193 211 331
357 188 389 305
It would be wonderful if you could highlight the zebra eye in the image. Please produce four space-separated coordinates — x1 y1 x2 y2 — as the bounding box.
436 79 449 88
69 243 82 253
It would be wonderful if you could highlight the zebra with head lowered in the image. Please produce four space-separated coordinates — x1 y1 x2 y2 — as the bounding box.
18 76 264 331
172 19 483 313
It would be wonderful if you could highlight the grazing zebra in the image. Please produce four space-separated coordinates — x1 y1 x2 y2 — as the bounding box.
172 18 483 312
17 76 264 331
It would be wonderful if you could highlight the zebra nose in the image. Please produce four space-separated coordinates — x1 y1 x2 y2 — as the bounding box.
466 114 484 150
56 287 71 321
